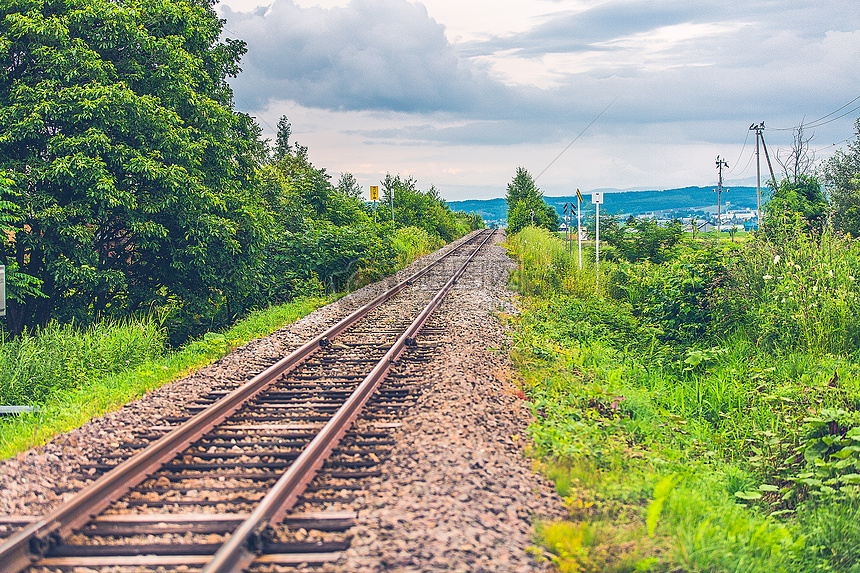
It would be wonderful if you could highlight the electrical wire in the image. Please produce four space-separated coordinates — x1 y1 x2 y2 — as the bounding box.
767 94 860 131
534 94 621 182
729 129 751 173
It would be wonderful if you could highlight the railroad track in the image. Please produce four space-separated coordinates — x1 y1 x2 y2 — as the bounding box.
0 229 498 573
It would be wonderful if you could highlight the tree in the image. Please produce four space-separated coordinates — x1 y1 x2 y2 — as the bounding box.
381 174 459 241
777 123 816 184
592 216 684 263
0 0 266 334
275 115 292 160
823 118 860 236
505 167 559 234
336 172 363 200
764 175 827 234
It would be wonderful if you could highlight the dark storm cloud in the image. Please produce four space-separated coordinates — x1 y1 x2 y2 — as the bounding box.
456 1 710 58
222 0 511 113
220 0 860 150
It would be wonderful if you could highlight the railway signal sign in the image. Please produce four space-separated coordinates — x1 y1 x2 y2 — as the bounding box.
370 185 379 201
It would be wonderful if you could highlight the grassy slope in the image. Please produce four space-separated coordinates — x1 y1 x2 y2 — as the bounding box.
0 296 330 458
506 227 860 573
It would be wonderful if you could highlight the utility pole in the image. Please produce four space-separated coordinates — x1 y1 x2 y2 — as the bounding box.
577 189 583 270
750 122 764 228
759 129 779 190
715 155 729 233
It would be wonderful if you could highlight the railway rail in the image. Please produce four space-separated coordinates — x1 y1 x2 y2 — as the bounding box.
0 229 497 573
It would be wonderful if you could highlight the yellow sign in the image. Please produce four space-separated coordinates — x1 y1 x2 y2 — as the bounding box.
370 186 379 201
576 188 583 204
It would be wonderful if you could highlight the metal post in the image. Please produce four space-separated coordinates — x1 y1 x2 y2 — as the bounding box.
0 265 5 317
577 193 582 270
595 201 600 290
715 155 729 234
751 123 763 228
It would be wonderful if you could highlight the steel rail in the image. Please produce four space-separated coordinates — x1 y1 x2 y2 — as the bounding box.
203 229 495 573
0 230 491 573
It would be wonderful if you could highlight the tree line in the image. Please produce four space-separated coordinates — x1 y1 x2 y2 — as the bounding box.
0 0 481 344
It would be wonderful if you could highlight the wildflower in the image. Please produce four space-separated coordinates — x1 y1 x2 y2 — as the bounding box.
773 255 781 264
795 264 801 270
813 285 818 292
763 275 773 280
829 270 834 277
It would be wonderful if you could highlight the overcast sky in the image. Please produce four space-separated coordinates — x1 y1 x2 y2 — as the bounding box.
217 0 860 201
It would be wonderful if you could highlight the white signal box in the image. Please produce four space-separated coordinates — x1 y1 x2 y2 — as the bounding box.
592 192 604 205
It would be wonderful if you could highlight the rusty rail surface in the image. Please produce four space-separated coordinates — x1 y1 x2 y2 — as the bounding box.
0 229 493 573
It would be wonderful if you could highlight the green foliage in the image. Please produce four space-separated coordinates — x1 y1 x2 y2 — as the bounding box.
595 216 684 264
381 173 462 241
823 118 860 238
506 226 594 297
0 0 265 334
391 226 443 267
506 222 860 572
716 221 860 355
764 175 827 234
505 167 559 235
0 317 165 405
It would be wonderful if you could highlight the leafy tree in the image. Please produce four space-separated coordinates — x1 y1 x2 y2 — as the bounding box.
592 215 684 264
336 172 363 200
824 119 860 236
275 115 292 160
0 0 266 335
764 175 827 235
505 167 559 234
381 174 459 241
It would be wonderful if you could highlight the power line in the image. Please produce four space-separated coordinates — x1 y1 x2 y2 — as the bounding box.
729 129 751 174
534 94 621 182
767 93 860 131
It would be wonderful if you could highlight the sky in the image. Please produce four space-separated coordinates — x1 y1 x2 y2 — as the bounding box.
217 0 860 201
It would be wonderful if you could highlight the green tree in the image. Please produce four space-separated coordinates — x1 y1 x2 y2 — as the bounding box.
824 119 860 236
592 215 684 263
764 175 827 235
336 172 363 200
381 174 459 241
0 0 266 335
505 167 559 234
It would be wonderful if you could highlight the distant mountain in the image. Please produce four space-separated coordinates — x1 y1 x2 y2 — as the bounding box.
449 186 763 222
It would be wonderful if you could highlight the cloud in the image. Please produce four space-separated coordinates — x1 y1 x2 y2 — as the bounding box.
222 0 511 113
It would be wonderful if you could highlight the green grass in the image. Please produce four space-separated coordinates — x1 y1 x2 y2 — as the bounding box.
507 225 860 572
391 226 444 267
0 296 330 458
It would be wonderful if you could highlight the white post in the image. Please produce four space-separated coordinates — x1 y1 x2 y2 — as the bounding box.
595 202 600 289
592 192 603 290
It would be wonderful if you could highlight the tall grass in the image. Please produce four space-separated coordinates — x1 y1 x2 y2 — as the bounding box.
0 318 165 405
391 226 444 267
507 224 860 572
725 222 860 355
0 296 330 458
506 226 598 297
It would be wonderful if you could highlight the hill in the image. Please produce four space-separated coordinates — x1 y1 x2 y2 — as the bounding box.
450 186 763 223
